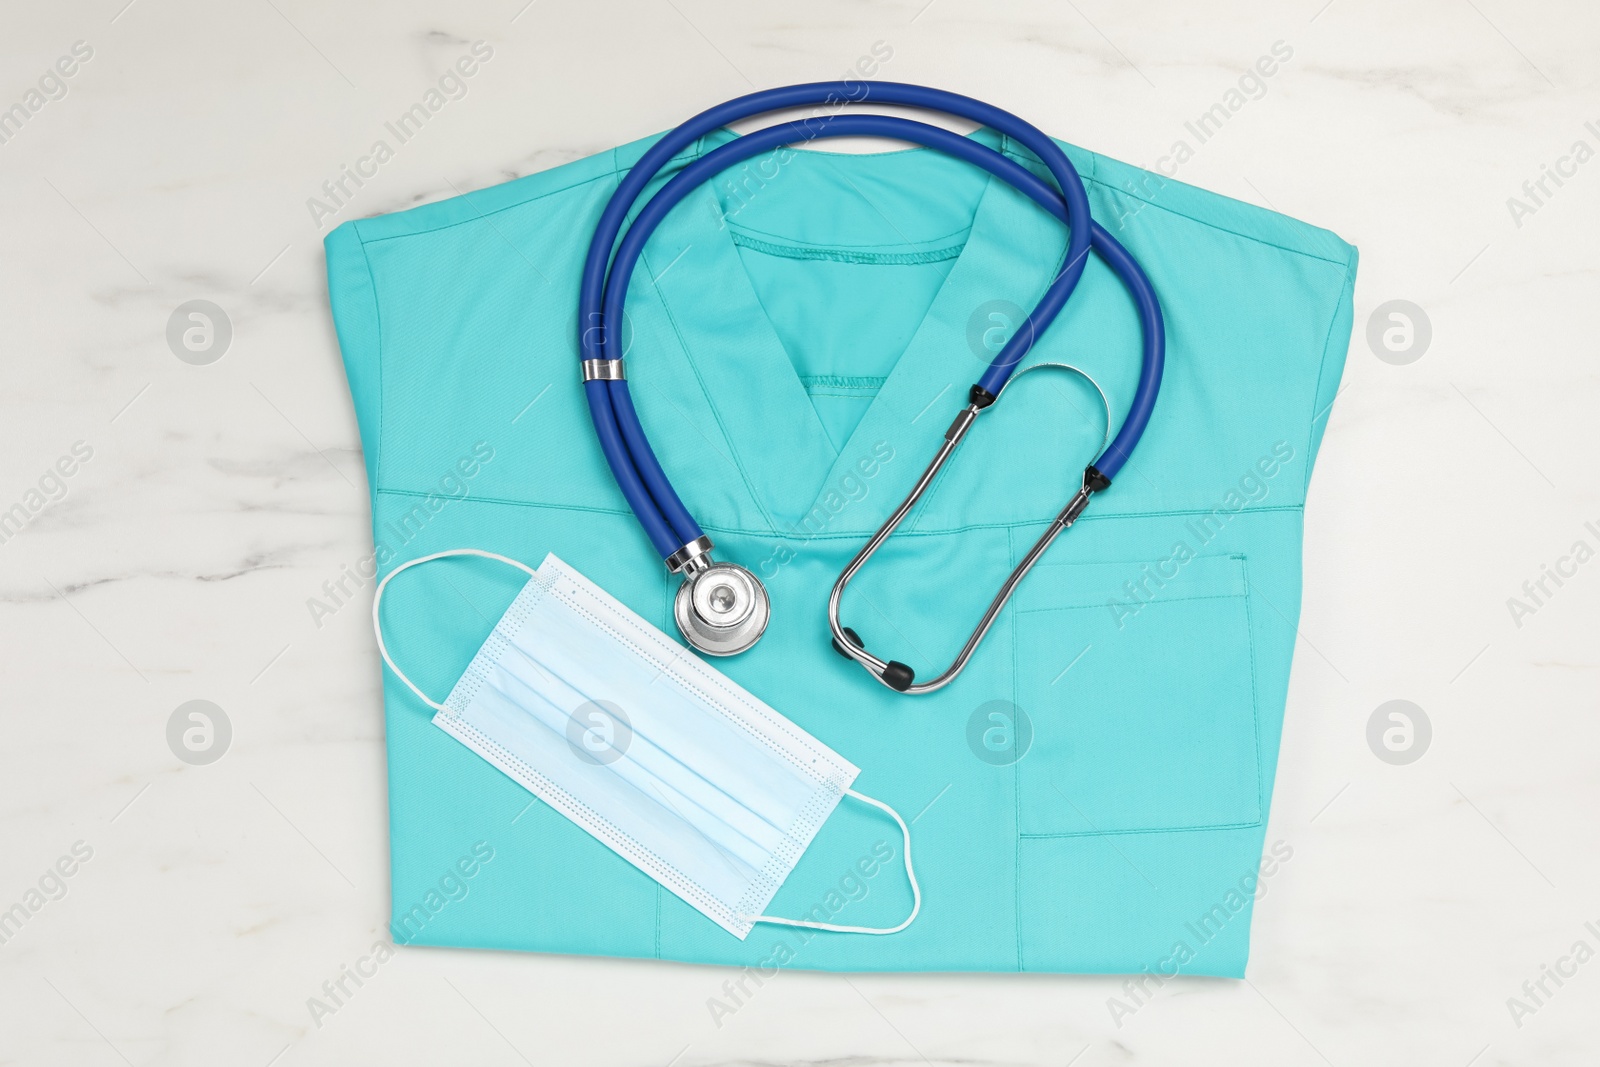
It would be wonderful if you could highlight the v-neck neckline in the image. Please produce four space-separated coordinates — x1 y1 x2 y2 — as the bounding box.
642 129 1065 536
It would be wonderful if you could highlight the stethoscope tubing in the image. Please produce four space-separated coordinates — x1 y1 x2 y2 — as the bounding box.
580 82 1093 369
586 112 1164 557
579 82 1098 561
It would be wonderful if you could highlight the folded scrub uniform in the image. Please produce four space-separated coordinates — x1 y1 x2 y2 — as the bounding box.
325 82 1357 976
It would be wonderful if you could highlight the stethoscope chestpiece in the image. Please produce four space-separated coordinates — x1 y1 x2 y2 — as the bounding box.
674 559 770 656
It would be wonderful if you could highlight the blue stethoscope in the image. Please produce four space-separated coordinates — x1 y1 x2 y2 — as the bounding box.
580 82 1164 694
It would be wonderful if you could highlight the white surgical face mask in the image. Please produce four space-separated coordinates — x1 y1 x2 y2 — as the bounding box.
372 549 919 940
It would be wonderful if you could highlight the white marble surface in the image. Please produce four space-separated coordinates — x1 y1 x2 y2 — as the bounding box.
2 0 1598 1064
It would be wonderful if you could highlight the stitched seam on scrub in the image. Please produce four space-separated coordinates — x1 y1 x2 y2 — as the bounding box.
998 132 1099 188
1302 243 1360 496
1003 144 1351 268
374 488 634 518
636 238 788 536
360 495 1299 537
1014 553 1247 609
1240 555 1267 824
354 140 709 246
729 230 966 265
799 375 889 390
1014 590 1246 614
693 506 1305 540
356 139 1345 269
351 230 387 492
370 494 1301 528
729 217 976 254
1019 554 1265 837
1019 819 1264 840
1009 523 1026 973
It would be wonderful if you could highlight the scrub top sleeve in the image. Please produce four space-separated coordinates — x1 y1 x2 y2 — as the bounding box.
324 220 384 494
1304 244 1359 488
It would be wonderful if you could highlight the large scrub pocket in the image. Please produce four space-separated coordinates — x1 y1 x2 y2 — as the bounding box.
1013 553 1263 837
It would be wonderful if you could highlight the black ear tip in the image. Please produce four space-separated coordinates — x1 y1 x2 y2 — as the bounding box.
882 661 915 692
831 626 863 659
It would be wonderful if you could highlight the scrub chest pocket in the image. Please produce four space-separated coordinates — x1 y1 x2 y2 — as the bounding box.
1014 554 1262 837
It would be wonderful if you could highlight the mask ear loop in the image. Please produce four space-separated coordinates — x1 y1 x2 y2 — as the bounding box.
745 787 921 936
371 548 540 714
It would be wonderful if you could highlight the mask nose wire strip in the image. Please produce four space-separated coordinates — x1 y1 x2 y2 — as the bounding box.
371 548 541 714
743 786 921 935
593 114 1164 563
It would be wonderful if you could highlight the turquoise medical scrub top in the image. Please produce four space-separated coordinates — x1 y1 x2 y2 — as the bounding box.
325 125 1356 977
